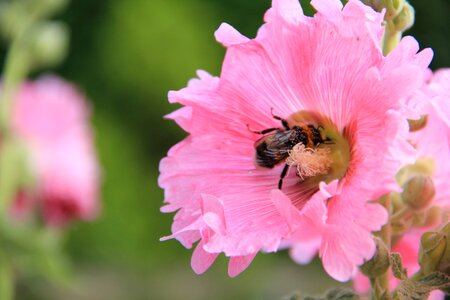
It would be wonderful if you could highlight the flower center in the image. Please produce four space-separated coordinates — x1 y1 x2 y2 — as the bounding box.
287 111 351 185
286 144 332 179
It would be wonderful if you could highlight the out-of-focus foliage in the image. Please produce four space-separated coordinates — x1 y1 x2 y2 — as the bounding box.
7 0 450 299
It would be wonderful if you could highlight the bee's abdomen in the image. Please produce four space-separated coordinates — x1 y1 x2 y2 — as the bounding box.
255 142 288 168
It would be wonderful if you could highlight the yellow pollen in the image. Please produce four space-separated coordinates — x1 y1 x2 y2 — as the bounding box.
286 143 333 180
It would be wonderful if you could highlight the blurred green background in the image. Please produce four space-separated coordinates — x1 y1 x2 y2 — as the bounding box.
9 0 450 299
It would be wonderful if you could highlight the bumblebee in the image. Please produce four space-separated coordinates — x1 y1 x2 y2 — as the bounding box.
251 111 331 189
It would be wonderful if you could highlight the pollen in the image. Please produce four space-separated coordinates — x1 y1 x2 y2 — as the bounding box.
286 143 333 179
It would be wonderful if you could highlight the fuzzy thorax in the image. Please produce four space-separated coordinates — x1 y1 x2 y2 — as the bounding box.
286 143 333 179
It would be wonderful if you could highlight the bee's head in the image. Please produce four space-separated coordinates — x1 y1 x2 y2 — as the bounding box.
315 125 333 145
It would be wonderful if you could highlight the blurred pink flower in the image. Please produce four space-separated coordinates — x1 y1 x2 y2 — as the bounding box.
159 0 431 280
418 69 450 210
12 76 100 225
352 69 450 300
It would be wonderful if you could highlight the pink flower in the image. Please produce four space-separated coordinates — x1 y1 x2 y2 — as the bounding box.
159 0 432 280
416 69 450 210
12 76 100 225
352 69 450 300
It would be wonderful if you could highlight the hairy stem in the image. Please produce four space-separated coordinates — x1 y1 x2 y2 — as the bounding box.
375 195 393 299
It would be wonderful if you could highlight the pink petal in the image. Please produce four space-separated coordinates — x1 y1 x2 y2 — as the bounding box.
311 0 343 18
215 23 249 47
228 253 257 277
430 96 450 128
191 241 219 274
271 189 296 230
266 0 304 25
289 238 321 265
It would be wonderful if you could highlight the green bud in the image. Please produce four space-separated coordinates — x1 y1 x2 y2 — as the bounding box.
401 175 435 211
360 237 390 278
29 21 69 70
392 2 415 32
383 0 405 21
437 223 450 275
419 231 447 275
408 115 428 132
396 159 435 187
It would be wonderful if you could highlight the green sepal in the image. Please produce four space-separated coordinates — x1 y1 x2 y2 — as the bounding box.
390 252 407 280
394 272 450 300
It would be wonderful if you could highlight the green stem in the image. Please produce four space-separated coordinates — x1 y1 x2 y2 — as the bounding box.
0 252 14 300
0 39 30 133
377 195 393 299
382 22 402 56
0 43 29 208
370 277 383 300
0 6 34 213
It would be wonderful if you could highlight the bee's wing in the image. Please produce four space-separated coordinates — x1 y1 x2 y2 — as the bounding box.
268 132 293 151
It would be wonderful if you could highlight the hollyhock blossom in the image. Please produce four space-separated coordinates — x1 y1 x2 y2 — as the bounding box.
11 76 100 225
159 0 432 280
409 69 450 210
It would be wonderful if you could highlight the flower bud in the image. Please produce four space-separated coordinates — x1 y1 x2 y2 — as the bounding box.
408 115 428 132
401 175 435 211
392 2 415 32
383 0 405 21
437 223 450 275
419 231 446 275
29 21 69 70
360 237 390 278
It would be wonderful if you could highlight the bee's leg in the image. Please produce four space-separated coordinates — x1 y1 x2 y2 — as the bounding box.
278 164 289 190
247 124 279 135
270 108 290 130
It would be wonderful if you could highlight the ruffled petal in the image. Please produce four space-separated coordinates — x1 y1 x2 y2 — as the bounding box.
228 253 257 277
215 23 250 47
191 241 219 274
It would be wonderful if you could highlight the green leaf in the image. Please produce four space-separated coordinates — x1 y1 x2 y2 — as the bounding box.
418 272 450 290
292 288 360 300
394 271 450 300
323 288 360 300
390 252 407 280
